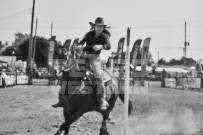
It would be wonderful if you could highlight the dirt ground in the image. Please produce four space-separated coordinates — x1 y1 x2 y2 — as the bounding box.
0 84 203 135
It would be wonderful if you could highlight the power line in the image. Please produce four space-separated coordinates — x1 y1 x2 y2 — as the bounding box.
0 8 31 22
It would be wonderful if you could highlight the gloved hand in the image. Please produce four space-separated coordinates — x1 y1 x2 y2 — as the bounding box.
93 45 103 51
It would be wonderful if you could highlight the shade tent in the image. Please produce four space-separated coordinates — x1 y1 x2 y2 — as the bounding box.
0 56 16 65
114 65 189 74
156 67 189 73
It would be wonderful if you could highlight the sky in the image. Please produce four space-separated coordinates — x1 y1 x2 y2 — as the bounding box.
0 0 203 61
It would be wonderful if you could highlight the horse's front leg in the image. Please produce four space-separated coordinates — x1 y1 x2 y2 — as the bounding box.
55 122 70 135
55 122 65 135
63 124 70 135
99 114 110 135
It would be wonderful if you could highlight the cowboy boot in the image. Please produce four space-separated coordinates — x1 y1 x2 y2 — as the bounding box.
52 94 62 108
95 79 109 110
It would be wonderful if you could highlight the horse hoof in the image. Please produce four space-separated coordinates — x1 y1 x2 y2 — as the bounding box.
104 131 110 135
106 118 116 125
99 129 110 135
55 130 62 135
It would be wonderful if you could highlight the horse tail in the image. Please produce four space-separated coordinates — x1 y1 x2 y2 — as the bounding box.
116 77 133 116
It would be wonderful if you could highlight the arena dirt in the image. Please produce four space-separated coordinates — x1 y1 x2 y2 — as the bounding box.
0 85 203 135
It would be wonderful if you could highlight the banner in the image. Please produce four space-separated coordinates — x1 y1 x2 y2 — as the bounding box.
141 37 151 65
165 78 176 88
183 78 201 89
72 38 79 47
0 74 16 86
10 75 16 85
17 75 28 84
33 79 49 85
48 36 56 66
117 37 125 66
130 39 142 69
63 39 72 49
5 76 11 86
141 37 151 77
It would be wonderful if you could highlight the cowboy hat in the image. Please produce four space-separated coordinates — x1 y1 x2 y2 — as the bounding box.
89 17 107 27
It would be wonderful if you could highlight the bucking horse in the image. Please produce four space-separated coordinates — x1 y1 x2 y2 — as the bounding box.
54 48 133 135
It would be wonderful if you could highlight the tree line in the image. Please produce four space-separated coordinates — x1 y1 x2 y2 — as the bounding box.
0 34 63 67
0 33 197 67
158 57 196 67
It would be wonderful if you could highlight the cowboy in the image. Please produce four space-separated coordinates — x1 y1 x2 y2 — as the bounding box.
78 17 111 110
52 17 111 110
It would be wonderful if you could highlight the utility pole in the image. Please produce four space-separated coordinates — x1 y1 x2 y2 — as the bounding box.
157 51 159 66
51 22 53 37
28 0 36 85
33 18 38 61
184 21 190 58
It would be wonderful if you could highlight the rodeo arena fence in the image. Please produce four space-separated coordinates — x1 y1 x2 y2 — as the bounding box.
0 68 52 87
164 77 202 90
1 67 202 91
0 71 16 87
0 74 50 87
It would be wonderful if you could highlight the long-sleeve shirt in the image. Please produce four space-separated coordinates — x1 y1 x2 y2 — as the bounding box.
78 30 111 54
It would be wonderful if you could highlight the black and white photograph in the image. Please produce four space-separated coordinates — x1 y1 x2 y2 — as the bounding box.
0 0 203 135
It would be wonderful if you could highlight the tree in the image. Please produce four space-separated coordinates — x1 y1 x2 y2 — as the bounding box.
2 46 15 56
182 57 196 66
168 58 179 65
18 36 49 66
158 58 167 65
0 41 3 49
166 57 196 66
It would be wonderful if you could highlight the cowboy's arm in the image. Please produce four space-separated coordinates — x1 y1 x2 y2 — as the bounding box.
92 35 111 51
102 34 111 50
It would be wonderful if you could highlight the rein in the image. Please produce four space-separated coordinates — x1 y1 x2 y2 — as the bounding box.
63 63 77 72
62 46 96 73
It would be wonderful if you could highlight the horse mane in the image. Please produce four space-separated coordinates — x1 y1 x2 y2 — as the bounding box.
61 54 87 83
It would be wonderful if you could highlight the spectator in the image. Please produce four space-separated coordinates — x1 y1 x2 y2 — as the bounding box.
152 65 156 75
161 69 166 87
1 69 7 88
175 72 178 88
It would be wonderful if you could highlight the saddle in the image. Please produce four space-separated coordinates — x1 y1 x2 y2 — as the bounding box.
61 55 114 97
85 69 112 86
